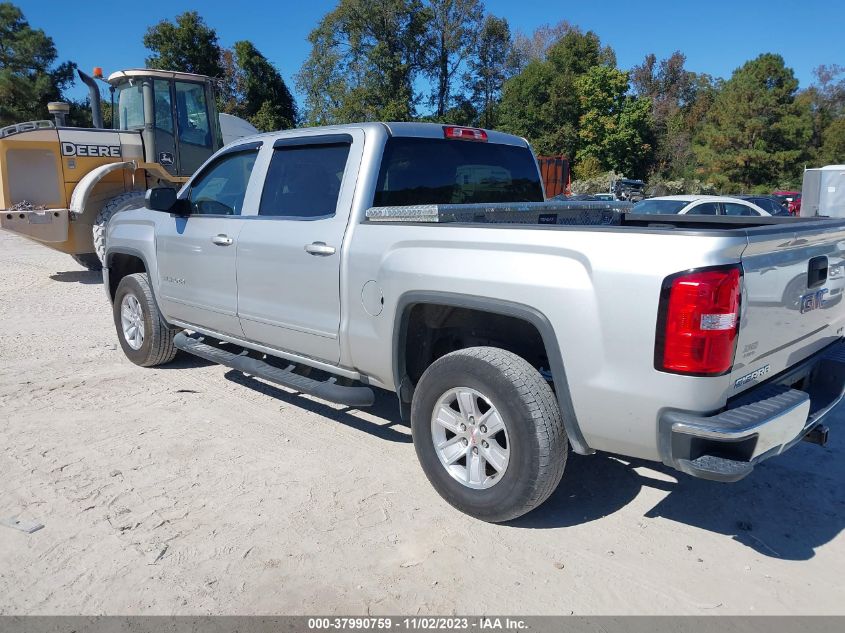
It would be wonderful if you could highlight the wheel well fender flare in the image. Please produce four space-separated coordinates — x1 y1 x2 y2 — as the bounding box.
392 290 593 455
104 247 165 320
69 160 138 216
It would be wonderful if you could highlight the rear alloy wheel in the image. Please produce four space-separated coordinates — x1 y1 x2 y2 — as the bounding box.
430 387 510 489
411 346 567 522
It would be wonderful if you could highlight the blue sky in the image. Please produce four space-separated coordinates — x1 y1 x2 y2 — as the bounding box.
17 0 844 107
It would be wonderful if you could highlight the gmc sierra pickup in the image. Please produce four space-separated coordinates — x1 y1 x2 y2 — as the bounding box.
104 122 845 522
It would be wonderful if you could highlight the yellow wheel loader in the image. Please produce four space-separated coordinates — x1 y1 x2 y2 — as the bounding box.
0 68 257 270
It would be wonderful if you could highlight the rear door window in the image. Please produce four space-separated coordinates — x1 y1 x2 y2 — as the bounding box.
373 137 543 206
686 202 719 215
259 143 351 219
724 202 756 216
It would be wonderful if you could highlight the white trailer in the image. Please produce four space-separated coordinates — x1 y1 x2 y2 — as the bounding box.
801 165 845 217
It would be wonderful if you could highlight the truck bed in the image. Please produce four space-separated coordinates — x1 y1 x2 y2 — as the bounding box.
365 201 843 232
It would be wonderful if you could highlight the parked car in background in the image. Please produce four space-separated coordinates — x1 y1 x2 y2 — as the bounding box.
632 195 771 216
736 195 791 216
610 178 646 202
773 190 802 215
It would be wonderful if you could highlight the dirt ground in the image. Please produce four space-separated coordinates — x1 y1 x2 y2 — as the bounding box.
1 230 844 616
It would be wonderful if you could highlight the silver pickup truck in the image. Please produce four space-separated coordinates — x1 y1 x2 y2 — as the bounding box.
104 122 845 522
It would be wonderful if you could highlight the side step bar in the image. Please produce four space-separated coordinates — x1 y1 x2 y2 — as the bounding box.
174 332 375 407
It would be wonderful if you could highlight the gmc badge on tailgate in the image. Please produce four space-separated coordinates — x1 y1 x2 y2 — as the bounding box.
800 288 828 313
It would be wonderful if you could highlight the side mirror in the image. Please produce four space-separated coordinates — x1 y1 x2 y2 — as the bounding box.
145 187 183 213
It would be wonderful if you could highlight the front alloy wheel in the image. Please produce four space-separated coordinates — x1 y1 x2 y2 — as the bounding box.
112 273 177 367
120 293 145 350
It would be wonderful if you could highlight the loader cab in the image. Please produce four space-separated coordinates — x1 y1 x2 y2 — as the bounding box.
108 69 223 177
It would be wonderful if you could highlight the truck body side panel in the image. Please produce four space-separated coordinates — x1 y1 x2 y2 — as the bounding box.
346 223 748 460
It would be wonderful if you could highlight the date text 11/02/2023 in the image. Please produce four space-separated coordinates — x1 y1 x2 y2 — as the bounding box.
307 617 528 630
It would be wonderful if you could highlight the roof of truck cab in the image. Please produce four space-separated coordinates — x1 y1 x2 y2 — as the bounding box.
227 122 530 148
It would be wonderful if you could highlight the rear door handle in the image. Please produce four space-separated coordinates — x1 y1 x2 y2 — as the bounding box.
211 234 233 246
304 242 336 256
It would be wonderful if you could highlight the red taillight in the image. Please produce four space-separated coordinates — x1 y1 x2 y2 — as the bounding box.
656 266 741 376
443 126 487 141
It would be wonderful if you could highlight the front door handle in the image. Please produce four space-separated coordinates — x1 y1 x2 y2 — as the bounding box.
211 234 233 246
304 241 336 256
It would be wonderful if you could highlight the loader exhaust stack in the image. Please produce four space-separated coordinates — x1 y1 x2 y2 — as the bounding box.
77 69 104 129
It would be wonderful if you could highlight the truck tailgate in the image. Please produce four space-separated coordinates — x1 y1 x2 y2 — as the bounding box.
732 221 845 392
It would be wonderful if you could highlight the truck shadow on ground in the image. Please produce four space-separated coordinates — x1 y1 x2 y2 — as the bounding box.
223 370 412 444
49 270 101 284
166 359 844 561
510 433 845 561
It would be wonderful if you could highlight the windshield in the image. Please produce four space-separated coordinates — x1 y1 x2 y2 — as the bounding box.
114 81 145 130
632 199 688 214
373 138 544 206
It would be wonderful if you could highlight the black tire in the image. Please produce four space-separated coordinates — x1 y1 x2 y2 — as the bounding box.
410 347 567 522
113 272 177 367
93 191 146 264
70 253 102 271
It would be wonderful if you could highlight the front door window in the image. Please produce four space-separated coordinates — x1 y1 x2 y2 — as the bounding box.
187 150 258 216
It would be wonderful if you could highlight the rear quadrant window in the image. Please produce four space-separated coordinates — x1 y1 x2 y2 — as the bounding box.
259 143 351 219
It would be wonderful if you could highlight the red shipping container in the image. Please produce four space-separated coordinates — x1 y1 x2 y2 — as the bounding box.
536 155 570 198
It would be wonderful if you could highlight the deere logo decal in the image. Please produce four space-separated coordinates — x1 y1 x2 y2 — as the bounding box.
61 142 121 158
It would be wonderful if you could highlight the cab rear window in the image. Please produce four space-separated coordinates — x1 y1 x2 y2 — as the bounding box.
373 137 543 207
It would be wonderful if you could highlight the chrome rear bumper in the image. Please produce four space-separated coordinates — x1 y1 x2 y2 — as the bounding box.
659 340 845 482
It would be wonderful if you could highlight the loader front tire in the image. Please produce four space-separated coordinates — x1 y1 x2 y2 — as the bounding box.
93 191 146 265
70 253 102 272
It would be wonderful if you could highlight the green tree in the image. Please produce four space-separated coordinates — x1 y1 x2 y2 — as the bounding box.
425 0 482 118
575 66 652 176
0 2 75 126
143 11 223 78
819 117 845 164
465 14 514 128
509 20 575 70
801 64 845 160
632 51 700 177
297 0 429 124
228 40 297 131
694 53 813 189
498 58 570 154
497 26 615 160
